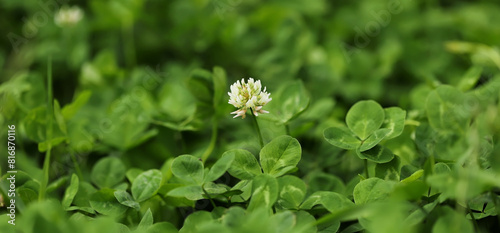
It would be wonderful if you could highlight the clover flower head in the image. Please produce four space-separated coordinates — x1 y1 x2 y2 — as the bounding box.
54 6 83 27
228 78 272 119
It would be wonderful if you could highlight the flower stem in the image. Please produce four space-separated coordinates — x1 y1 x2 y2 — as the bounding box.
39 56 53 201
70 151 83 180
201 116 218 163
202 185 217 209
250 109 264 148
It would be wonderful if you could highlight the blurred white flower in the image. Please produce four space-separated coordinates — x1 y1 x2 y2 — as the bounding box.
54 6 83 27
228 78 272 119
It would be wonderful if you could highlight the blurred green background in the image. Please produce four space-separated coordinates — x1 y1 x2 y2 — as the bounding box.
1 0 500 231
2 0 500 183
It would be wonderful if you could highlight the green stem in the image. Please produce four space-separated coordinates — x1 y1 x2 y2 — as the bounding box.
250 109 264 148
467 204 479 232
364 159 369 178
70 151 83 180
39 56 53 201
202 186 216 209
285 124 291 135
201 117 218 163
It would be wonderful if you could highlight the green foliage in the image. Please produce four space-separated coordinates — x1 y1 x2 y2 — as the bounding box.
1 0 500 232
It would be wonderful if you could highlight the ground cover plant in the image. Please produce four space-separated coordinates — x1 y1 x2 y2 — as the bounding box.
0 0 500 232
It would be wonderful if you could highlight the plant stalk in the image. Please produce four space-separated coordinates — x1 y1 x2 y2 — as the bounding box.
202 186 217 209
39 56 53 201
70 151 83 180
201 117 218 163
250 109 264 148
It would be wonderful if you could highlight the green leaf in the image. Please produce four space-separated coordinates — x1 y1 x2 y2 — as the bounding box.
276 175 307 209
457 66 482 91
230 180 253 202
358 128 391 152
426 85 469 134
147 222 179 233
158 82 196 122
375 156 401 181
260 135 301 177
171 154 204 185
248 174 279 211
346 100 385 140
38 137 67 152
225 149 262 180
89 188 128 216
356 145 394 163
213 66 227 110
126 168 144 183
381 107 406 139
72 181 97 209
300 191 354 213
205 153 235 182
131 169 163 202
167 185 204 201
432 207 474 233
323 127 361 150
353 178 395 204
401 169 424 184
53 99 67 135
62 174 79 209
179 211 214 233
137 209 154 231
61 90 92 120
273 80 310 124
294 211 318 233
90 157 126 189
204 183 230 197
114 190 140 211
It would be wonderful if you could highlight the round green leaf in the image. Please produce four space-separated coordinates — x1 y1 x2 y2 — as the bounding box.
277 175 307 209
353 178 395 204
248 174 279 211
356 145 394 163
90 157 126 189
375 156 401 181
359 128 391 152
225 149 262 180
323 126 361 150
132 169 163 202
114 190 140 211
167 185 204 201
300 191 354 213
381 107 406 139
205 153 235 182
260 135 301 177
346 100 385 140
158 82 196 122
426 85 469 134
276 80 310 123
171 154 204 185
89 188 128 216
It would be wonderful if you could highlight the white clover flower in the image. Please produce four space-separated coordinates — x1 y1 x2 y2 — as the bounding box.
228 78 272 119
54 6 83 27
